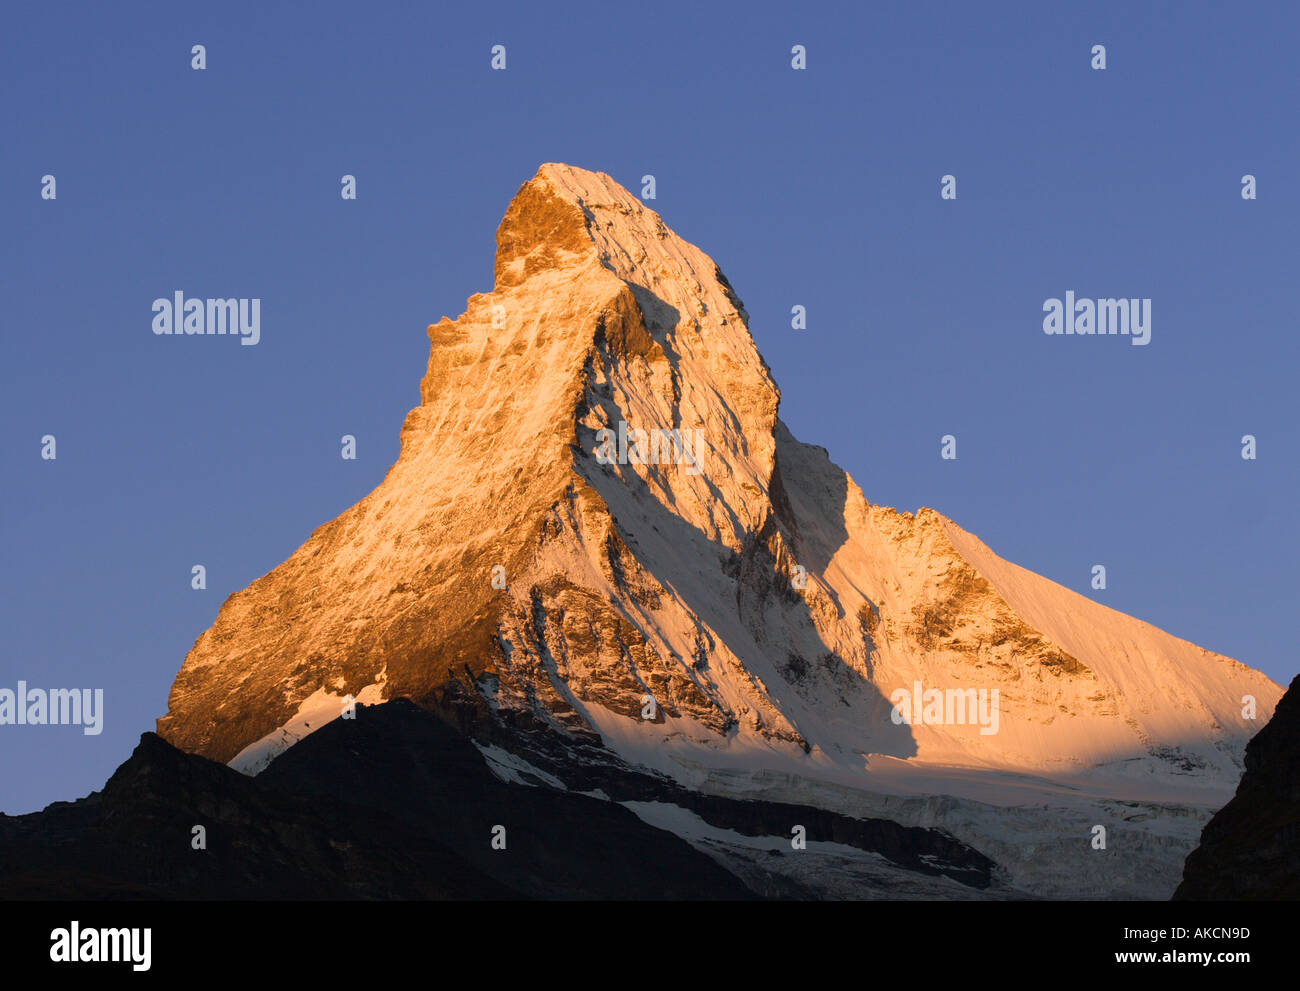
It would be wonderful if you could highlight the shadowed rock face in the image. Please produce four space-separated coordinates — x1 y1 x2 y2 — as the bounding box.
1174 674 1300 900
0 701 754 900
150 163 1282 899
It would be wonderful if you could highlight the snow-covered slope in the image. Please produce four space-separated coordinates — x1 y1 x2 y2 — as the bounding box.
156 163 1281 897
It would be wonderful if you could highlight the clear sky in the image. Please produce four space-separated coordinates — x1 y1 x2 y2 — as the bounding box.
3 1 1297 813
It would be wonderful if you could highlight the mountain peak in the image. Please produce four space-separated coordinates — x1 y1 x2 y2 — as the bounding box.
156 165 1280 898
491 163 607 287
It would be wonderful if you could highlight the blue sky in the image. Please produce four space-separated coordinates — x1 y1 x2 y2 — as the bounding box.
3 1 1297 813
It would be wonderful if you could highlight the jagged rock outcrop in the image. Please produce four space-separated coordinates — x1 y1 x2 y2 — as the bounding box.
1174 674 1300 899
154 164 1282 898
0 700 754 899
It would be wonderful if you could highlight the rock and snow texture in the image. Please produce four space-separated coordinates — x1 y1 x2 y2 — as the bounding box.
228 679 386 776
156 163 1282 897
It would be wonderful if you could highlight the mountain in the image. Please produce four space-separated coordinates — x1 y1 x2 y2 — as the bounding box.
152 163 1281 899
0 700 750 899
1174 673 1300 899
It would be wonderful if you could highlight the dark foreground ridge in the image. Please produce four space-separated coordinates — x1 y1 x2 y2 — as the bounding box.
0 699 996 899
1174 673 1300 900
